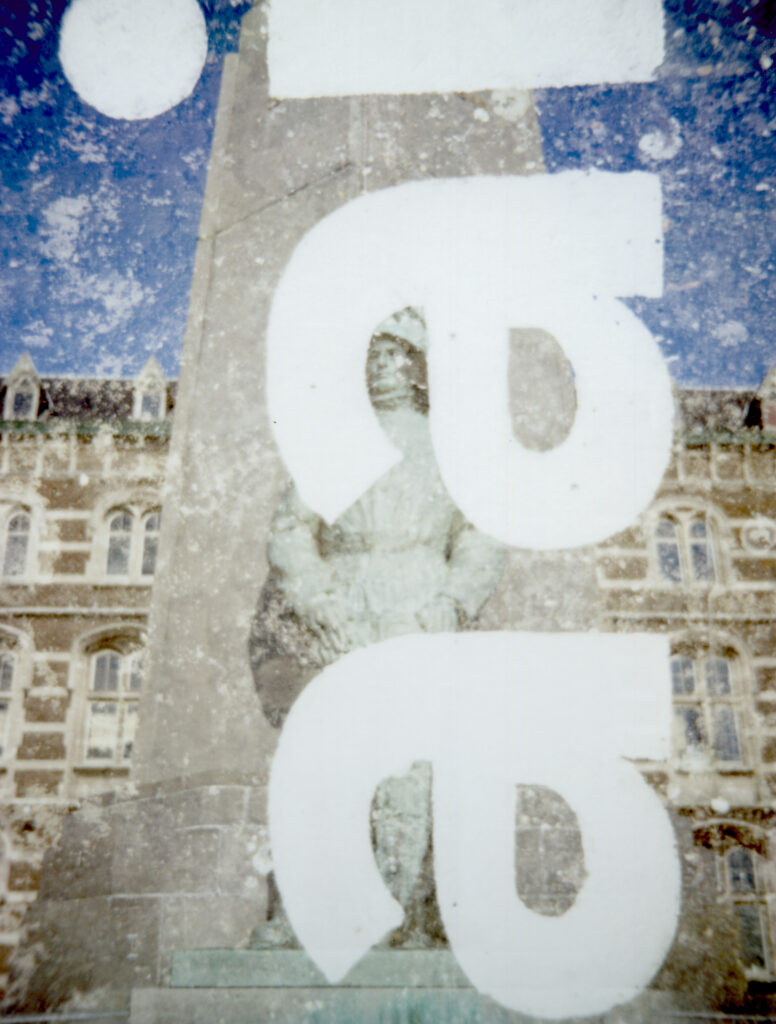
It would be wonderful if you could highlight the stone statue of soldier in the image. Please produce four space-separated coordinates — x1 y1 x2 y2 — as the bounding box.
249 307 505 947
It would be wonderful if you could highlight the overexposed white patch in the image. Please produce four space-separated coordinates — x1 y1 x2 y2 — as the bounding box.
491 89 532 124
268 0 664 98
638 118 683 162
270 632 680 1018
58 0 207 120
267 171 672 550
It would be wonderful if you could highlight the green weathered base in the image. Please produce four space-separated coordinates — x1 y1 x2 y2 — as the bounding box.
132 985 687 1024
152 950 692 1024
170 948 470 989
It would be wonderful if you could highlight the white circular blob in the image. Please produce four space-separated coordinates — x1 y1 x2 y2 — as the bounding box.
58 0 208 120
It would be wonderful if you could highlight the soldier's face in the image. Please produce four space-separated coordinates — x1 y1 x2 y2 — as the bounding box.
367 339 415 407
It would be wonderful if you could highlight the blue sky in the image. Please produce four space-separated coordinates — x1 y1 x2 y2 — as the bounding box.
0 0 250 378
0 0 774 385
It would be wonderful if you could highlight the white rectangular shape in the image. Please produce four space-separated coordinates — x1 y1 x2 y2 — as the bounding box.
268 0 664 98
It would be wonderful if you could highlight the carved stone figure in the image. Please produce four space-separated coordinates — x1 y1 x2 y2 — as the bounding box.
249 307 505 945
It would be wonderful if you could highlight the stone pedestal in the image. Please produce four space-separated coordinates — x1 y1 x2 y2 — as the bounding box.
130 950 690 1024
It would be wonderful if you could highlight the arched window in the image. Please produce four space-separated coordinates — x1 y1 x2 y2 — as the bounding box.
139 389 163 420
655 511 718 585
3 354 40 421
141 511 161 576
84 643 144 764
132 356 166 421
103 507 161 579
106 511 133 575
10 377 35 419
672 647 745 766
3 512 31 577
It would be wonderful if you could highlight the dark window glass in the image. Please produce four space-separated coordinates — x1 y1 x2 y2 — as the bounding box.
676 707 705 753
671 656 695 695
141 392 161 419
141 513 160 575
713 707 741 762
128 653 144 692
0 654 13 693
705 657 732 697
0 699 9 758
12 390 33 417
735 904 766 968
656 519 682 583
728 849 756 894
107 512 132 575
93 652 120 692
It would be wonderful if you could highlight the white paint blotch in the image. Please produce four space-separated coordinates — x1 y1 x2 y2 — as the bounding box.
58 0 207 120
267 172 672 550
638 118 683 162
270 633 680 1018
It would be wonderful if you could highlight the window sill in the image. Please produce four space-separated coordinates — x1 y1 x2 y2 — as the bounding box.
744 967 774 984
73 763 130 775
99 578 155 586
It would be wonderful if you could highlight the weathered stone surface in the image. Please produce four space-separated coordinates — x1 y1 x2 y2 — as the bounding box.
23 692 69 723
112 822 220 897
17 732 65 760
159 894 264 963
38 805 113 902
215 825 270 897
13 769 62 797
163 786 248 830
7 862 40 892
5 895 159 1014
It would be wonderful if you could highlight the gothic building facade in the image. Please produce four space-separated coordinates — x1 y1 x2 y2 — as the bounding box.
0 350 774 1014
0 353 172 997
596 373 776 1011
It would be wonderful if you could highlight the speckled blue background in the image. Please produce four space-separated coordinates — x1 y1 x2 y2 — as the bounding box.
0 0 774 383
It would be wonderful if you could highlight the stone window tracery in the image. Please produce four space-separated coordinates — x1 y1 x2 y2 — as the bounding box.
655 511 718 585
671 646 746 767
104 507 161 579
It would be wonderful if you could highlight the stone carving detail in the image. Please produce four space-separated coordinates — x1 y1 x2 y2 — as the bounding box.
741 517 776 553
